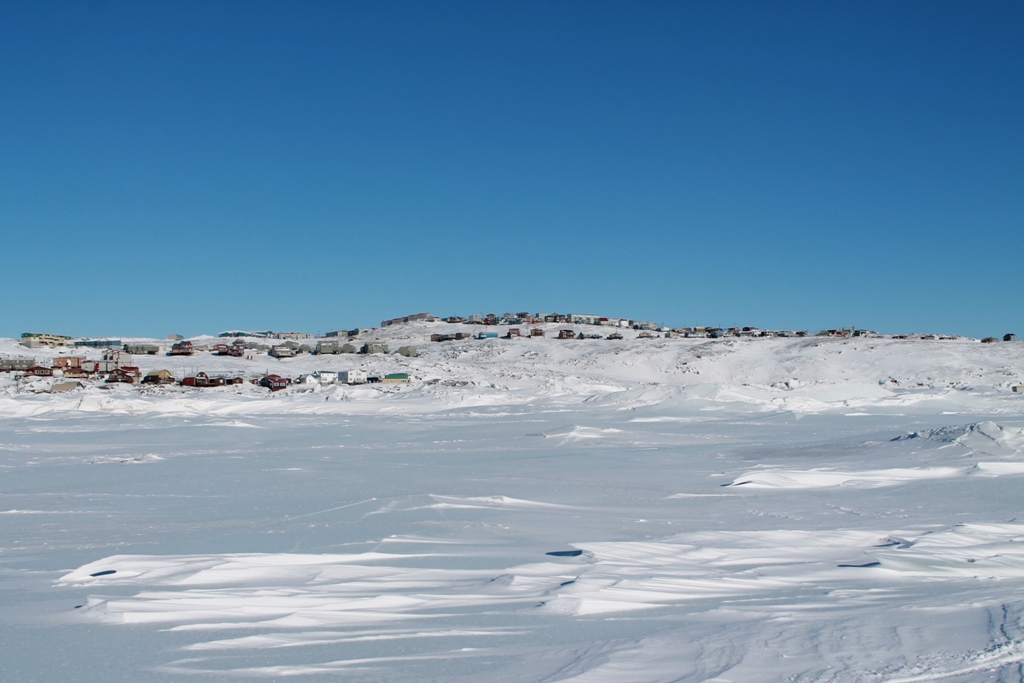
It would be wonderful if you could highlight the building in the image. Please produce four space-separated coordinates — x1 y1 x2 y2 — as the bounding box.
269 345 296 359
1013 386 1024 393
124 343 160 355
259 374 291 391
349 328 375 338
383 373 410 383
0 358 34 372
568 314 600 325
360 343 388 355
168 341 194 356
74 339 122 349
312 370 339 385
1005 334 1018 342
381 313 434 327
394 346 419 357
214 342 245 357
21 333 71 348
25 365 54 377
181 372 211 387
142 370 175 385
106 368 138 384
51 381 83 393
339 369 368 385
52 357 84 369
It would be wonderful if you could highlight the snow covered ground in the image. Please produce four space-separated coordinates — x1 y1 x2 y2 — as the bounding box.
2 327 1024 681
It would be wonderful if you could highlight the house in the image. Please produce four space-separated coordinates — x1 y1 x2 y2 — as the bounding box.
105 350 131 366
26 365 53 377
557 329 576 340
0 358 34 372
1013 386 1024 393
360 343 389 354
181 372 211 387
63 367 90 379
269 345 296 359
123 344 160 355
395 346 419 357
106 368 137 384
142 370 175 385
316 341 340 354
1005 334 1018 342
259 374 291 391
383 373 410 383
313 370 339 385
530 328 545 337
53 356 84 369
168 341 194 356
475 332 498 340
607 332 623 340
339 369 368 385
506 328 522 338
81 359 117 373
214 343 244 357
119 366 142 379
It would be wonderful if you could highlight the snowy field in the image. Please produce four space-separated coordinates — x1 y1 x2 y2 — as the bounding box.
2 328 1024 682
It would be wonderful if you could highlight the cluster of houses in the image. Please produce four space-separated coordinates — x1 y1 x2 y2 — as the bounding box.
381 312 662 330
0 351 407 393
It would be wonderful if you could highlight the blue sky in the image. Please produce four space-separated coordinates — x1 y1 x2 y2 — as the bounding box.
1 1 1021 338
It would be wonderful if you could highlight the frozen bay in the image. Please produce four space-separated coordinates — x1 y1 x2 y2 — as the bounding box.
2 335 1024 681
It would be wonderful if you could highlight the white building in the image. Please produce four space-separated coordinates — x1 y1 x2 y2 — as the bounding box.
340 369 368 385
313 370 339 385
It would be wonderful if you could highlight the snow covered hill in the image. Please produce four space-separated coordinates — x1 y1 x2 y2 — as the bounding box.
1 325 1022 418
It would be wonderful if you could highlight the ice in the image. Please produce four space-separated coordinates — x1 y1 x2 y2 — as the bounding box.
1 331 1024 681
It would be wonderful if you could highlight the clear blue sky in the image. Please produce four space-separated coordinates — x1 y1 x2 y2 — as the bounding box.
2 1 1021 338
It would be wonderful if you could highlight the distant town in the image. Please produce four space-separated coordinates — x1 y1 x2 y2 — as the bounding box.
2 311 1019 395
